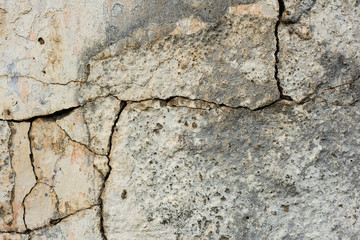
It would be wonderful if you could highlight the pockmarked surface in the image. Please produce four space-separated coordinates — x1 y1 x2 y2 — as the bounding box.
104 99 360 239
1 0 360 239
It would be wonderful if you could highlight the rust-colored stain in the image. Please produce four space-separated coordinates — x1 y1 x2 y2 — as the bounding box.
18 77 30 104
71 144 88 165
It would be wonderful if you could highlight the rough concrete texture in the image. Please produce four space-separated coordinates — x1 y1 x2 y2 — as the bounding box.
85 5 279 109
278 0 360 103
1 0 360 239
104 99 360 239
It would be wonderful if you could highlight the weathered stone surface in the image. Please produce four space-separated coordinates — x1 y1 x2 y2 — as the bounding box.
2 0 360 238
104 98 360 239
278 0 360 103
0 0 106 85
86 1 279 110
26 118 103 228
0 76 81 120
56 96 122 155
103 0 277 47
30 206 101 240
2 0 280 120
2 122 36 232
0 0 107 120
0 233 29 240
0 121 15 228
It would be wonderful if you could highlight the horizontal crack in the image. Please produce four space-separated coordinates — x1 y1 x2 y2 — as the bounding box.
3 106 80 123
1 95 117 122
124 95 285 112
0 75 85 86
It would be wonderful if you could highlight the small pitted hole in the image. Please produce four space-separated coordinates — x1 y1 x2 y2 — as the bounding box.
245 216 250 220
38 37 45 45
121 189 127 199
42 70 46 74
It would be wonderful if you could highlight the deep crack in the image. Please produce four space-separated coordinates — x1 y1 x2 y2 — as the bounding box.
275 0 293 101
99 101 127 240
27 122 38 182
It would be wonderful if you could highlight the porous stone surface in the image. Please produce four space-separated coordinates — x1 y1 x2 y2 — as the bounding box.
85 2 279 110
278 0 360 103
1 0 360 239
103 99 360 239
0 76 81 121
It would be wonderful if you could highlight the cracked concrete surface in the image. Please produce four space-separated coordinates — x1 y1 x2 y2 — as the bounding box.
1 0 360 239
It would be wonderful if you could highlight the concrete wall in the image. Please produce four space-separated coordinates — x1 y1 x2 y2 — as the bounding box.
1 0 360 239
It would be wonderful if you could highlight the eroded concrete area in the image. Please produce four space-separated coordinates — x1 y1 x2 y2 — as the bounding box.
103 98 360 239
278 0 360 103
1 0 279 120
1 0 360 239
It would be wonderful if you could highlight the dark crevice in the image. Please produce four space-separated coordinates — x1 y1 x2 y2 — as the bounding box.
99 101 127 240
4 106 80 123
27 122 38 182
126 95 285 111
1 94 121 122
84 63 91 82
275 0 293 101
0 230 30 235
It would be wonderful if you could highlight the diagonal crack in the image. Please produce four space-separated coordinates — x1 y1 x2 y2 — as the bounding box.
28 204 100 234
